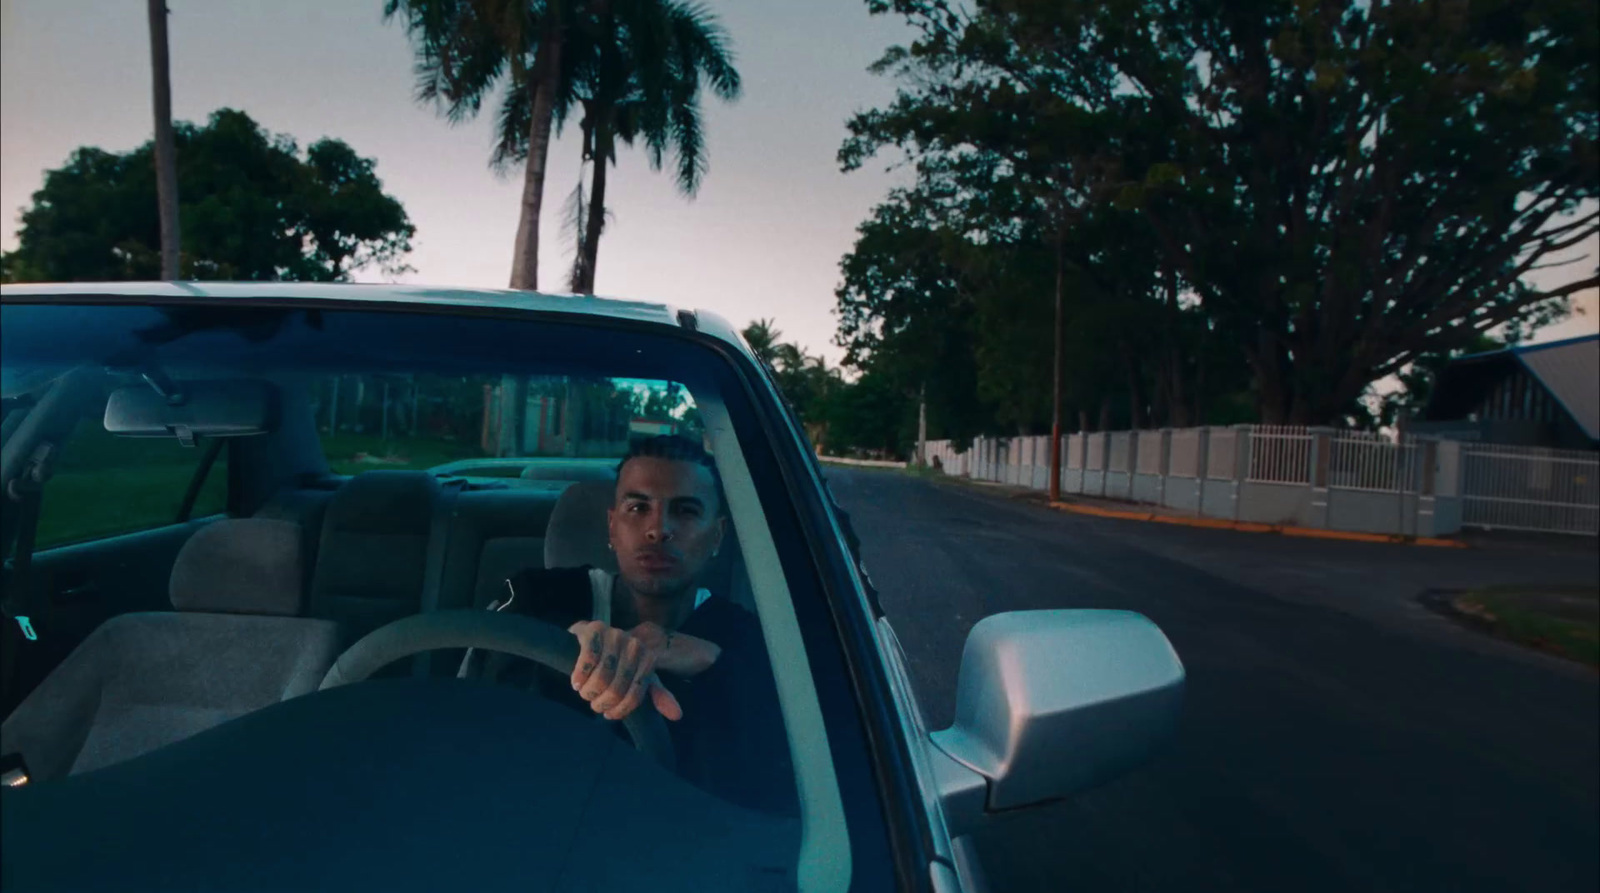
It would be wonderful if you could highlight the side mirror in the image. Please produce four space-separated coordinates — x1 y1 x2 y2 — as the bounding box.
931 609 1183 815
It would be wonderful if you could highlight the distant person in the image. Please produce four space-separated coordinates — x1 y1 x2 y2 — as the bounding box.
465 435 797 816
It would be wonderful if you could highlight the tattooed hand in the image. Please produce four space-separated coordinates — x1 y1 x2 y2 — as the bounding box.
566 621 721 722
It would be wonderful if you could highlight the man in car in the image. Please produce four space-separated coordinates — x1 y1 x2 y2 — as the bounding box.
469 435 797 816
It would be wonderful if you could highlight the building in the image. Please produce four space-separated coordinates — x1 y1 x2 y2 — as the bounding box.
1415 334 1599 450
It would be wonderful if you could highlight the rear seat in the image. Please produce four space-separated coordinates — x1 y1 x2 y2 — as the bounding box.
302 471 442 642
435 489 565 613
253 467 757 657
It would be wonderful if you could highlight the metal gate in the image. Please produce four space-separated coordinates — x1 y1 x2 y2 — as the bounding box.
1460 443 1600 535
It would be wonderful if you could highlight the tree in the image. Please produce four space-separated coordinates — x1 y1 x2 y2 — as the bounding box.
835 190 989 446
564 0 740 292
386 0 573 290
846 0 1598 424
1 109 414 283
146 0 180 280
741 318 782 366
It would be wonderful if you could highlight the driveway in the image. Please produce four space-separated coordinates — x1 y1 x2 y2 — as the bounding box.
825 467 1599 893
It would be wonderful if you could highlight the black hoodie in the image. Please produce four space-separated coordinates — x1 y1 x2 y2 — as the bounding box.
475 565 799 817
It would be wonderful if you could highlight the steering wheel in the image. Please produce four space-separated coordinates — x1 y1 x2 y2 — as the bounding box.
318 609 675 768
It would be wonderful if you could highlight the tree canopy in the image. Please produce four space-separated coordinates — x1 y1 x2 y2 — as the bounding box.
1 108 414 283
385 0 740 294
840 0 1598 426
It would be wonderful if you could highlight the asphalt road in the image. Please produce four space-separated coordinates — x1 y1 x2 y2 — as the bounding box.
825 468 1600 893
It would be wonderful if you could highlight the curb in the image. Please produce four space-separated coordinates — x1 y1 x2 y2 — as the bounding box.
1046 500 1468 548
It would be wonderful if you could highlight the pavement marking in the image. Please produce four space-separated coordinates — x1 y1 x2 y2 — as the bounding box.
1046 500 1468 548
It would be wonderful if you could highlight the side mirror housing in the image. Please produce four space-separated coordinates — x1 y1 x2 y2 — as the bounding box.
931 609 1183 814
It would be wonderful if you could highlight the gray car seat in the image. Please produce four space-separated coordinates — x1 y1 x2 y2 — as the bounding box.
543 479 621 573
306 471 443 642
0 519 341 781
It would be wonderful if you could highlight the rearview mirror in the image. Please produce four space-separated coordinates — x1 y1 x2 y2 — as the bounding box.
931 609 1183 815
104 379 278 443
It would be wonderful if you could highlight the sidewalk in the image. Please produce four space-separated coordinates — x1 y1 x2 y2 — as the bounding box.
934 472 1466 547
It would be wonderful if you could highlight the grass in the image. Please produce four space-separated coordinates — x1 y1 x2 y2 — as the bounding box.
35 463 227 549
1452 586 1600 669
31 418 230 548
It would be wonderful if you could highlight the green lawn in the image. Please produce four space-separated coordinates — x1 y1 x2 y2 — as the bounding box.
35 463 226 548
1454 586 1600 669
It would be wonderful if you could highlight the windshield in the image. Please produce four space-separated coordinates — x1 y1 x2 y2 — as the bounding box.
0 300 851 891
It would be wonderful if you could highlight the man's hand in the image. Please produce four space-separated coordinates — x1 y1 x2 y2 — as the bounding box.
567 621 719 722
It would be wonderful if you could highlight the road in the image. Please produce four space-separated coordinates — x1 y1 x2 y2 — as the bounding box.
825 468 1600 893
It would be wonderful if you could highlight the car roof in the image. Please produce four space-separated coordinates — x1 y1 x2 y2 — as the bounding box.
0 281 751 356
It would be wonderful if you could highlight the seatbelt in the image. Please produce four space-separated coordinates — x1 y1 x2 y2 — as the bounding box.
413 479 462 677
2 444 54 635
456 578 517 680
1 445 52 713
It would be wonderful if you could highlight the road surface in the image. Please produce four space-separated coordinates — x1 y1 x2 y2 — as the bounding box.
825 467 1599 893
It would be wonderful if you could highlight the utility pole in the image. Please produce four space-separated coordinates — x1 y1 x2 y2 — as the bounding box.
1048 227 1066 501
917 382 927 466
147 0 180 279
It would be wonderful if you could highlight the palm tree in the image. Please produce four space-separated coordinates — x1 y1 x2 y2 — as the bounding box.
147 0 180 279
388 0 585 456
385 0 578 291
564 0 739 293
741 318 781 366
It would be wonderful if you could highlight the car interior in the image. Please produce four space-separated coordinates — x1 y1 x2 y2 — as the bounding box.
0 339 822 890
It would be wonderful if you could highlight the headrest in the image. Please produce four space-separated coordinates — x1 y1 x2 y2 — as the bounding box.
544 479 619 572
322 471 441 536
169 519 305 615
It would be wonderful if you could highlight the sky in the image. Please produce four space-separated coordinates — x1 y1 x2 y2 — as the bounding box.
1 0 1594 362
0 0 915 363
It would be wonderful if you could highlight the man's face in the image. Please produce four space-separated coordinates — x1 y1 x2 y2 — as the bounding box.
608 456 725 598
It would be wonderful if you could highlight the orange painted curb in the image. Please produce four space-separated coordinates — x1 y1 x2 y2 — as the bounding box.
1046 500 1467 548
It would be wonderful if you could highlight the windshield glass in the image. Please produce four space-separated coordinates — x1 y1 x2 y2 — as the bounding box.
0 300 849 890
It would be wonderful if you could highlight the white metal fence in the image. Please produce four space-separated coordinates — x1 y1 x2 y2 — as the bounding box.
1248 425 1312 484
1329 431 1420 493
1459 443 1599 535
923 424 1600 537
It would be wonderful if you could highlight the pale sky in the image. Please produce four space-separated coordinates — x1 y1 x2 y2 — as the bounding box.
1 0 1594 360
0 0 915 362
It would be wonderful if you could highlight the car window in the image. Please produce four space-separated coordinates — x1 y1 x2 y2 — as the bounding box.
0 301 857 890
313 373 704 477
35 408 228 549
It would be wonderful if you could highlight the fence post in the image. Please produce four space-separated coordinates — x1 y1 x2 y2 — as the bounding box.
1125 430 1140 500
1058 433 1067 496
1307 426 1334 529
1157 428 1172 506
1099 432 1111 497
1076 432 1088 495
1232 424 1251 521
1194 426 1210 510
1415 438 1438 536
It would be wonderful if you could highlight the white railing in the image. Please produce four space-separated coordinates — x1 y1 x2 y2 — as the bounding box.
920 425 1598 537
1460 443 1599 535
1247 424 1313 484
1328 434 1417 493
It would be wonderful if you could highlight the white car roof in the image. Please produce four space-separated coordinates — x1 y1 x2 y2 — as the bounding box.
0 281 749 355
